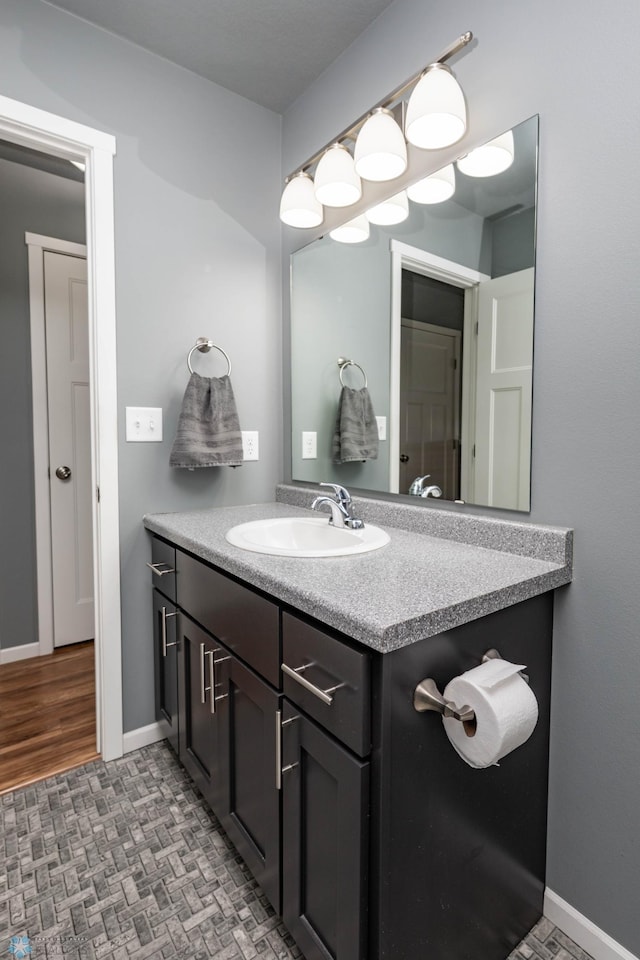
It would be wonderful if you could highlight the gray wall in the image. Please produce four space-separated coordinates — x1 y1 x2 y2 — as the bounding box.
0 0 282 728
0 159 86 650
283 0 640 953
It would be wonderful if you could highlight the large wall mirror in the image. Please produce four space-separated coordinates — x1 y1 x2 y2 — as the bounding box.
290 115 538 511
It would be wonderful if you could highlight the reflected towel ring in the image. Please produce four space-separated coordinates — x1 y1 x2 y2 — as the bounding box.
338 357 367 388
187 337 232 376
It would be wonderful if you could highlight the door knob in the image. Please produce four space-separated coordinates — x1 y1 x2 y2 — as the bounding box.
55 465 72 481
400 454 409 463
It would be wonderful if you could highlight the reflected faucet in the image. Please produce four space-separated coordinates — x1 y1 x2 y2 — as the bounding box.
409 475 443 499
311 482 365 529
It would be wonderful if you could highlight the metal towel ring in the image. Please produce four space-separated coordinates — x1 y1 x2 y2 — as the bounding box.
187 337 232 376
338 357 367 388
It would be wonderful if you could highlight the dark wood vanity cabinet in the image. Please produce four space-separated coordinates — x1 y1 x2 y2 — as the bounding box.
152 589 179 755
281 698 370 960
149 533 554 960
216 652 282 913
176 613 223 815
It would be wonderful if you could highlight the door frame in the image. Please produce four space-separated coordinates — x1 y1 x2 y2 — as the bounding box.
26 234 88 659
0 93 123 762
389 240 489 496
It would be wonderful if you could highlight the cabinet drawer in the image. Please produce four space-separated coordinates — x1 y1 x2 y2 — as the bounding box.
148 537 176 602
282 613 370 757
176 551 279 687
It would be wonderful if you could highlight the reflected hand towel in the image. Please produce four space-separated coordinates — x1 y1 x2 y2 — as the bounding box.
170 373 243 468
332 386 379 463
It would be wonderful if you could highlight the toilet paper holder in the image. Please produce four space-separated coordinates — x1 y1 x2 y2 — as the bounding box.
413 648 529 722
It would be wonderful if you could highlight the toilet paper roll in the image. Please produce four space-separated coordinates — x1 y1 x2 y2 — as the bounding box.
442 658 538 769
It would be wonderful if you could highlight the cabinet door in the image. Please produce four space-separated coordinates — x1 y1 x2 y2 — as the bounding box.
282 700 369 960
153 589 179 755
217 656 281 913
177 613 222 814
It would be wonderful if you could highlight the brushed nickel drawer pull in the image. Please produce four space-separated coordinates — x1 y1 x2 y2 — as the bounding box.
275 710 282 790
207 650 216 715
200 642 207 704
282 662 341 706
146 561 175 577
160 607 178 657
281 762 299 775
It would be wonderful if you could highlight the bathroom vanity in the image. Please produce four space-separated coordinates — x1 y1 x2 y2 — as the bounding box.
144 492 572 960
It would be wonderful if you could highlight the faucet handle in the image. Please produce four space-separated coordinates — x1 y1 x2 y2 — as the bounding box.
319 481 351 504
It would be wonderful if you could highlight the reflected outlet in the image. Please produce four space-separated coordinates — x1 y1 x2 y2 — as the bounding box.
302 431 317 459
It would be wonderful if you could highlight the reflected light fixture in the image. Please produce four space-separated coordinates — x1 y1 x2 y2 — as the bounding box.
354 107 407 182
314 143 362 207
279 171 323 228
366 190 409 226
407 163 455 204
405 63 467 150
329 215 370 244
280 30 473 227
457 129 514 177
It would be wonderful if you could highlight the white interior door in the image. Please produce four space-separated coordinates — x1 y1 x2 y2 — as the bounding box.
44 250 94 647
399 320 461 498
473 268 534 511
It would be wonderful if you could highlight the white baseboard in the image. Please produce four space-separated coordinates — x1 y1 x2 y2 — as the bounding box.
545 889 639 960
0 641 40 664
122 722 165 754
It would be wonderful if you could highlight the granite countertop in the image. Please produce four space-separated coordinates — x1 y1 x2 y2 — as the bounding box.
143 500 573 653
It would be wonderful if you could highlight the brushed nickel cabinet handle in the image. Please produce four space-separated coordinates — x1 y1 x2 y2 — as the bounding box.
275 710 282 790
207 650 216 715
160 606 177 657
282 662 345 706
200 642 207 705
146 561 175 577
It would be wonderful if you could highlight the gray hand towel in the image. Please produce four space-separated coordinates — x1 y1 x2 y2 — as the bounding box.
170 372 243 468
332 386 379 463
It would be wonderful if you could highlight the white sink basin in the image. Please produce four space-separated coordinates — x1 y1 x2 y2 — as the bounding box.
225 516 390 557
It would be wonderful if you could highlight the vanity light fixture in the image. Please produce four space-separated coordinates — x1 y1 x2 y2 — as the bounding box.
279 171 323 227
280 30 473 227
366 189 409 226
407 163 455 204
405 63 467 150
457 129 514 177
314 143 362 207
354 107 407 182
329 214 370 244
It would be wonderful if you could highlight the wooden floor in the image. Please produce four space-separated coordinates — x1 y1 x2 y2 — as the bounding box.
0 640 98 795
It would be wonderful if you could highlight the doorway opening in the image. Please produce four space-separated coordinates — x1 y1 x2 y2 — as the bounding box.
400 272 464 500
0 93 122 766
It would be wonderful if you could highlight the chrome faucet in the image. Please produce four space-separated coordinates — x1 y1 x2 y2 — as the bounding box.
408 475 443 499
311 482 365 529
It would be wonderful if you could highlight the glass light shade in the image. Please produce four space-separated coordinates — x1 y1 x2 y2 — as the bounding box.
405 63 467 150
279 172 323 228
354 108 408 182
329 215 370 244
365 190 409 226
314 143 362 207
407 163 455 204
456 130 515 177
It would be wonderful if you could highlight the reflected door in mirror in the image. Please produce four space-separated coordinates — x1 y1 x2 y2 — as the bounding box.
400 319 461 498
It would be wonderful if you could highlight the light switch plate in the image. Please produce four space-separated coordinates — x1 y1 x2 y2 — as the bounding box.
376 416 387 441
125 406 163 442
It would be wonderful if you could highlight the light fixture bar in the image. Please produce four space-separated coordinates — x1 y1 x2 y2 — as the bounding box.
283 31 473 184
